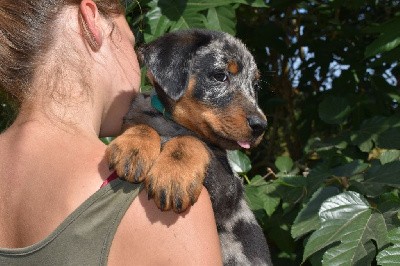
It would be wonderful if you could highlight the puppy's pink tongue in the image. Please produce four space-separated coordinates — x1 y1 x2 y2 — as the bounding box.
237 141 251 149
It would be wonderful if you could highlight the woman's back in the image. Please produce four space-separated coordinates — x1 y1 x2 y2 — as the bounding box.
0 114 222 265
0 119 110 249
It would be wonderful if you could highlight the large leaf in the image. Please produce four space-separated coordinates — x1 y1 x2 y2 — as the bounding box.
275 175 307 204
303 191 389 265
380 150 400 165
377 128 400 150
245 175 280 216
204 6 237 35
377 228 400 265
144 0 215 41
350 116 400 152
363 161 400 189
227 150 251 173
364 17 400 58
305 164 333 195
331 160 369 178
275 156 294 174
318 96 351 125
144 3 174 41
291 186 340 239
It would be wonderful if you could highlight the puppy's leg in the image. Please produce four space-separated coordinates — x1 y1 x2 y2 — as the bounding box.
106 124 161 183
146 136 210 213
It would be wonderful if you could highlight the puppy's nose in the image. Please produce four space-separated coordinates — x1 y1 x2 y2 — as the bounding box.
247 116 267 136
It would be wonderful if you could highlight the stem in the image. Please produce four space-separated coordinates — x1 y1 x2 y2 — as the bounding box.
243 174 251 184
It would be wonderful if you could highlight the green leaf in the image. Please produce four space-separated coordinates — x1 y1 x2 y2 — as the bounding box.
227 150 252 173
275 156 294 173
380 150 400 165
331 160 369 178
308 137 348 153
377 228 400 265
144 0 213 40
275 175 307 204
247 174 266 186
144 3 173 42
303 191 389 264
378 193 400 230
204 6 237 35
318 96 351 125
364 161 400 188
245 176 280 216
306 164 333 195
377 128 400 150
365 35 400 59
365 17 400 58
263 195 281 216
350 180 388 198
350 116 396 152
291 186 340 239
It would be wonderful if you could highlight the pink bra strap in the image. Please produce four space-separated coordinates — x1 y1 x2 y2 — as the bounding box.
100 172 119 188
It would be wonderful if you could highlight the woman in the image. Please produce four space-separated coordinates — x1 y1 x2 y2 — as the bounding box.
0 0 222 265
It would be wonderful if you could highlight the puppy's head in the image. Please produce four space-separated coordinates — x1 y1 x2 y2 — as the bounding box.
139 29 267 150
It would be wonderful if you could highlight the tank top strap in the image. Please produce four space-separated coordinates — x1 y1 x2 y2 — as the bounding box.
0 179 143 266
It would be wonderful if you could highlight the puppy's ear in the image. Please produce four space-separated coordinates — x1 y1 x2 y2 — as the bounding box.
138 30 212 101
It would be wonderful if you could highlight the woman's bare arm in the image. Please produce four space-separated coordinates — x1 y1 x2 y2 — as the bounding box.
108 187 223 265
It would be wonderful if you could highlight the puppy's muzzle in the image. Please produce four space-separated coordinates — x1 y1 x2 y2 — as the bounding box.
247 115 268 137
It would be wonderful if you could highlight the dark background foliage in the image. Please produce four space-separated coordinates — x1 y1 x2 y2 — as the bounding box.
2 0 400 264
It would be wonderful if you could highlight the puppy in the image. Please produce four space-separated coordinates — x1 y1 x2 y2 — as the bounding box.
106 29 272 265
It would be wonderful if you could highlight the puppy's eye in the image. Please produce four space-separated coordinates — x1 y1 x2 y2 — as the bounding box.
213 72 228 82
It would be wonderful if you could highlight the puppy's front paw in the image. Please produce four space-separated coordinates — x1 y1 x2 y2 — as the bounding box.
146 136 210 213
106 125 161 183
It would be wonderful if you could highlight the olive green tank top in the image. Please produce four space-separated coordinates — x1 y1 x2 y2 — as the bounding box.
0 179 142 266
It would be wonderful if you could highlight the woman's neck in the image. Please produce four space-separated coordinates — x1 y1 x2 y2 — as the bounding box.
15 88 103 138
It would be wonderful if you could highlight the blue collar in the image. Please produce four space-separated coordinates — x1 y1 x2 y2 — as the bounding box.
151 94 173 120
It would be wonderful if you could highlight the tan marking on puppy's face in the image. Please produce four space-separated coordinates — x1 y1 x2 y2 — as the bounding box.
172 77 265 149
227 60 239 75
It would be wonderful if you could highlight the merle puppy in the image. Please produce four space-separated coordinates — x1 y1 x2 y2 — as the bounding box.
107 29 272 265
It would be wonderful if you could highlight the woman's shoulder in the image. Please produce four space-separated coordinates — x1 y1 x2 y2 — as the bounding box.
108 186 223 265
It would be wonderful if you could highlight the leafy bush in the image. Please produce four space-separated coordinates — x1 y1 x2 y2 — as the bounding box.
239 112 400 264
